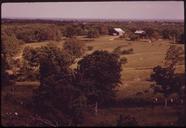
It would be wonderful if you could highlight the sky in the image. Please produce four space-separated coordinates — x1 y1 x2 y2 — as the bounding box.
1 1 184 20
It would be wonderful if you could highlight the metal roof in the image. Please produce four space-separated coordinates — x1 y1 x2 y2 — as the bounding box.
134 30 145 34
113 28 125 33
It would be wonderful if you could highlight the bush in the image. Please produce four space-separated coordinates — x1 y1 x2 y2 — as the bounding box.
113 47 133 55
177 33 184 44
113 46 123 55
117 114 138 126
22 46 41 66
19 46 41 81
129 34 139 41
120 57 127 65
119 35 125 39
87 46 94 51
97 25 109 35
18 61 40 81
87 28 99 38
121 48 134 55
64 25 77 38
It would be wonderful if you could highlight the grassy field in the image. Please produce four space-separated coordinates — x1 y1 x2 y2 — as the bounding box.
80 36 184 99
1 35 185 126
8 35 185 100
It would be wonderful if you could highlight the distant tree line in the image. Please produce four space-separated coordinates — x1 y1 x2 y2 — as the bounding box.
2 21 184 43
2 24 62 43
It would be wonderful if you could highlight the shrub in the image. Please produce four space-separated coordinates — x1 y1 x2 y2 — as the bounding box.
87 28 100 38
97 25 109 35
120 57 127 65
121 48 134 55
116 114 138 126
119 35 125 39
129 34 139 41
113 47 133 55
64 25 77 38
87 46 94 51
113 46 123 55
22 46 41 66
177 33 184 44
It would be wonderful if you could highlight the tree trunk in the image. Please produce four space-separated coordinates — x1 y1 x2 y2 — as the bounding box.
11 85 15 96
95 102 98 116
164 98 168 108
173 35 176 43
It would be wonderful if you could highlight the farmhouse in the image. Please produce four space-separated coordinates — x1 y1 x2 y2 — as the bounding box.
111 28 125 36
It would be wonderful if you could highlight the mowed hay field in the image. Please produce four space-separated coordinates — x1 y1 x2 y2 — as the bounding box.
21 35 185 99
81 36 184 99
2 35 185 126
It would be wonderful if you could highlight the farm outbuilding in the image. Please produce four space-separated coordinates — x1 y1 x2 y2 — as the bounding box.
134 30 146 38
134 30 146 35
111 28 125 36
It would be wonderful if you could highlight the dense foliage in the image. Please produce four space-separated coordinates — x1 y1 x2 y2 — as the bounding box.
1 33 22 58
1 19 184 126
87 28 100 38
2 24 62 43
76 50 122 105
30 49 122 125
30 44 85 125
151 45 185 107
164 45 184 69
63 38 86 59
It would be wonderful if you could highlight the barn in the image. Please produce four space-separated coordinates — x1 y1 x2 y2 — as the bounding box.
134 30 146 38
111 28 125 36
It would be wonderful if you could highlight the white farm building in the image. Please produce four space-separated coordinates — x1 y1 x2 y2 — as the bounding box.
134 30 146 35
111 28 125 36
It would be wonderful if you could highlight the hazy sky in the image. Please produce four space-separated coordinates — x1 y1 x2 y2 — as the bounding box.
1 1 184 20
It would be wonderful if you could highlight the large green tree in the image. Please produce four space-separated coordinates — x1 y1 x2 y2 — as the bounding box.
151 66 174 107
1 54 11 86
1 33 22 58
164 45 184 70
75 50 122 109
31 44 86 126
151 45 184 107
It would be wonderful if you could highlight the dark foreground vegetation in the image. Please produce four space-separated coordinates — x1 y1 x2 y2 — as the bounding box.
1 19 185 126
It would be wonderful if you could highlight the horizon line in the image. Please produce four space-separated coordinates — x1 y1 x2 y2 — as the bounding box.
2 17 184 21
